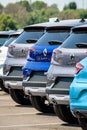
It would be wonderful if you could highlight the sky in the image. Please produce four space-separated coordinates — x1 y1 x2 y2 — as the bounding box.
0 0 86 11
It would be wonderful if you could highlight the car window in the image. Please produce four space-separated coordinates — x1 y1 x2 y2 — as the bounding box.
0 36 9 46
61 32 87 48
4 36 18 47
15 30 44 44
35 30 70 46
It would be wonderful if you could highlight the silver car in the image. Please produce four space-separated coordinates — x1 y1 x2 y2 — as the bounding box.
46 24 87 124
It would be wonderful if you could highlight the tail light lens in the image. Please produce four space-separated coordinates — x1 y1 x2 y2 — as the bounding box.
7 45 15 58
51 49 62 64
27 47 36 60
0 49 2 53
75 63 84 74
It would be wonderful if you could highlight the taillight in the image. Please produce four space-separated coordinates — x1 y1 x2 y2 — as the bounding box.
53 49 62 54
51 49 62 64
29 47 36 51
8 45 15 49
0 49 2 53
75 63 84 74
7 45 15 58
27 47 36 60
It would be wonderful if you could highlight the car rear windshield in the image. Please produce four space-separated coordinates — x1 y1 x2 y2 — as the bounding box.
0 35 9 46
15 30 44 44
4 36 18 47
61 31 87 48
35 30 70 46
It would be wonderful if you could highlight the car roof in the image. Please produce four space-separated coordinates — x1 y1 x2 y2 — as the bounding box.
72 23 87 32
0 30 15 36
24 18 87 31
9 29 23 37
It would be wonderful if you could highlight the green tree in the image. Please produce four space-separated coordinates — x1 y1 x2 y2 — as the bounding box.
18 0 32 12
63 2 77 10
58 9 79 19
4 3 28 28
0 3 3 10
69 2 77 9
32 1 47 10
0 14 17 30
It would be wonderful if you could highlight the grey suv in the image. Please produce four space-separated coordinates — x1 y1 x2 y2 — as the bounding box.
46 24 87 124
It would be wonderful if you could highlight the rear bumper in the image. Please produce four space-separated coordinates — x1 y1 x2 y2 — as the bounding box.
2 75 23 89
46 77 73 105
2 66 23 89
24 86 46 96
71 109 87 118
4 81 22 89
23 71 47 96
47 94 69 105
23 79 46 96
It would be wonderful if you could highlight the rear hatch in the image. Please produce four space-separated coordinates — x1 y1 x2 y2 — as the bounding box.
28 28 70 63
52 30 87 76
7 27 45 58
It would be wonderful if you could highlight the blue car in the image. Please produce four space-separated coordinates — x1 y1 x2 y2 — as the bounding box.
22 19 85 113
70 57 87 130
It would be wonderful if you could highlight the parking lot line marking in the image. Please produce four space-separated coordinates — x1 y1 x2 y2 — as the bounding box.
0 123 60 128
0 112 38 116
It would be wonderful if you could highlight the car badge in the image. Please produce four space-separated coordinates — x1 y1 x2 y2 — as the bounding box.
22 49 25 54
43 48 47 56
70 53 75 60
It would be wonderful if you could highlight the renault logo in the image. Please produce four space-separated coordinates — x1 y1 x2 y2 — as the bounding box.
22 49 25 54
43 48 47 56
70 53 75 60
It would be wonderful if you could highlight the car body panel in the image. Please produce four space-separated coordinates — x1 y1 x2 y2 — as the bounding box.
70 57 87 117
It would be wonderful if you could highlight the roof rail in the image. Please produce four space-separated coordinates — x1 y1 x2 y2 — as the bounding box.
80 18 85 22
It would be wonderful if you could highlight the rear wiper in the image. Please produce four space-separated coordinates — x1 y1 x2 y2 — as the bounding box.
75 43 87 48
48 40 62 45
26 39 37 43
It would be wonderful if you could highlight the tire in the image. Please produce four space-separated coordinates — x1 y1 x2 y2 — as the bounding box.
9 89 31 105
53 104 78 124
30 96 54 113
0 79 9 94
78 118 87 130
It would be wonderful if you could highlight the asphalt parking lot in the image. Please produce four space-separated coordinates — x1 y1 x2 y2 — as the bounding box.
0 90 81 130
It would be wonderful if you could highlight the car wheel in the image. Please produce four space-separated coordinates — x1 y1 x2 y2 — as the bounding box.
9 89 31 105
78 118 87 130
53 104 78 124
30 96 54 113
0 79 9 93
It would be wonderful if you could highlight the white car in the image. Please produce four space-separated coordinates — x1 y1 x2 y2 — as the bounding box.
0 30 22 92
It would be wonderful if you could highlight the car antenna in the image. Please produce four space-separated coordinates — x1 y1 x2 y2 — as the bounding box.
80 18 85 22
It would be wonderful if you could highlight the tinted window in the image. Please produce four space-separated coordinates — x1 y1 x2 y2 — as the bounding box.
61 32 87 48
4 36 18 47
0 36 9 46
15 30 44 44
35 30 69 46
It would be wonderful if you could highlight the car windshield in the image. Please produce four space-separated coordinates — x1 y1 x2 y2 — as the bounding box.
35 30 69 46
61 31 87 48
4 36 18 47
0 36 9 46
15 30 44 44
